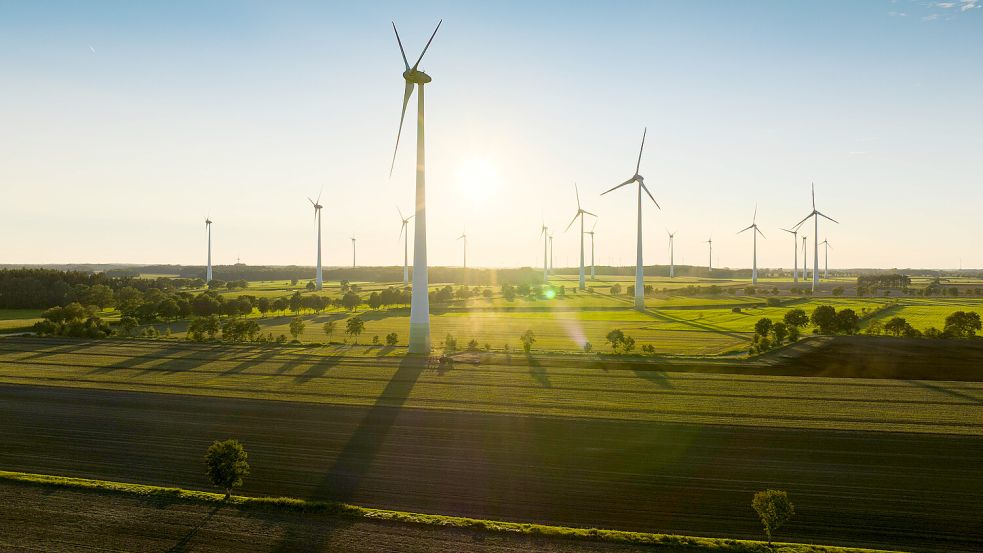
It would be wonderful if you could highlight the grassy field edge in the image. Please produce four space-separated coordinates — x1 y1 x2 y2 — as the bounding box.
0 470 900 553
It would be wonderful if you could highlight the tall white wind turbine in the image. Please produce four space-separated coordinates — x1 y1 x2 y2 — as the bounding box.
820 238 832 279
397 207 414 286
737 205 766 285
584 219 598 280
780 227 799 283
792 184 838 292
706 237 713 274
205 216 213 283
390 20 442 354
667 229 677 278
801 235 808 282
350 235 357 268
549 233 554 272
601 128 660 310
308 192 324 290
540 223 549 282
564 184 597 290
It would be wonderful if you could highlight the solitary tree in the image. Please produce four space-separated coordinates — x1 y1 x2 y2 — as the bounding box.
606 329 626 351
751 489 795 545
520 330 536 353
322 320 337 342
346 316 365 344
289 317 305 342
204 439 250 500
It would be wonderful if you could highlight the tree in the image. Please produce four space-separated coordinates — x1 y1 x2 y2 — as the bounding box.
501 284 516 301
520 330 536 353
835 308 860 335
289 317 305 341
256 297 271 317
385 332 398 346
754 318 773 337
944 311 982 338
751 490 795 545
610 283 622 295
783 309 809 329
810 305 838 334
204 439 250 500
884 317 908 337
606 329 625 351
345 316 365 344
342 291 361 312
771 322 788 345
621 335 635 353
322 320 337 342
832 286 845 296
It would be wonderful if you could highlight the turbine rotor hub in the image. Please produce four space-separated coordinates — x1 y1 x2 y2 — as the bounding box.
403 69 432 84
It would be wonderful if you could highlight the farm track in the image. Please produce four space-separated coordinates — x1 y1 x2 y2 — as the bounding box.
0 384 981 552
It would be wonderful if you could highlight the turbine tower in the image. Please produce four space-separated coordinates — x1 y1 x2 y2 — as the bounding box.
801 235 808 282
457 230 467 269
539 223 549 282
820 238 832 279
584 219 598 280
780 227 799 283
706 237 713 274
667 229 677 278
204 216 213 283
390 20 442 354
350 235 357 268
564 184 597 290
549 233 554 272
601 128 660 310
738 205 766 285
397 207 414 286
793 184 839 292
308 192 324 290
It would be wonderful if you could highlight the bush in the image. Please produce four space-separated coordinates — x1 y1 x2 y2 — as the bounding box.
832 286 845 296
466 338 480 352
610 284 622 295
583 341 592 353
385 332 398 346
444 333 458 352
204 439 250 500
520 330 536 353
751 490 794 545
766 297 782 307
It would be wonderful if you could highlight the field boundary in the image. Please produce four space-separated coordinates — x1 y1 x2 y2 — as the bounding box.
0 470 900 553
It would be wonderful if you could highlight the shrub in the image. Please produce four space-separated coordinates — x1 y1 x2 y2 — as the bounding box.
204 439 250 500
766 297 782 307
583 341 592 353
520 330 536 353
385 332 398 346
732 307 742 313
444 333 458 352
466 338 480 352
832 286 845 296
610 284 622 295
621 336 635 353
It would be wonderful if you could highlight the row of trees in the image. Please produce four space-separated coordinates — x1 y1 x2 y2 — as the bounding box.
866 311 981 339
0 268 201 309
32 302 111 338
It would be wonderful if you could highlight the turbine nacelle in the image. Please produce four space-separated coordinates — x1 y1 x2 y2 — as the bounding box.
403 69 432 84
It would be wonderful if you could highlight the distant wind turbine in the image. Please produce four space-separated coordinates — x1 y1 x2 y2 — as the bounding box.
457 230 467 269
390 19 442 354
350 235 357 268
584 219 598 280
738 205 766 285
801 235 808 282
205 216 213 283
539 223 549 282
549 233 554 273
706 236 713 274
780 227 799 283
564 184 597 290
397 207 414 286
667 229 677 279
308 191 324 290
820 238 832 279
793 184 839 292
601 127 660 310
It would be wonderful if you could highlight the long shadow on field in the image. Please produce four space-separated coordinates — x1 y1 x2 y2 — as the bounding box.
316 356 423 501
641 308 751 342
527 355 551 388
221 348 281 376
165 503 222 552
293 354 345 383
17 339 102 360
84 343 204 376
908 379 983 405
632 368 673 389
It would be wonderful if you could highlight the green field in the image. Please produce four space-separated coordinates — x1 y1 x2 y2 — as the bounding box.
0 337 980 434
0 309 42 333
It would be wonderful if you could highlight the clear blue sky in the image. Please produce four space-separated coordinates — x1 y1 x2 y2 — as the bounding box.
1 1 980 270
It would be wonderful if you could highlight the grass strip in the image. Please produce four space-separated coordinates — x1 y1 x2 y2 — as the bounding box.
0 470 901 553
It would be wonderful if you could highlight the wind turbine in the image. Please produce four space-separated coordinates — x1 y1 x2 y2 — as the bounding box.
350 235 357 268
397 207 414 286
780 227 799 283
706 237 713 274
820 239 832 279
390 19 442 354
564 184 597 290
539 223 549 282
549 233 554 273
307 192 324 290
204 216 213 283
601 128 660 310
584 219 598 280
666 229 677 279
793 184 839 292
801 235 808 282
737 205 766 285
457 229 467 269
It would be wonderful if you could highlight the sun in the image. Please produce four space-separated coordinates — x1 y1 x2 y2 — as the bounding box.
455 158 499 202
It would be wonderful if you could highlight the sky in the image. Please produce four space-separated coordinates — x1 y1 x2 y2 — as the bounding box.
1 0 981 271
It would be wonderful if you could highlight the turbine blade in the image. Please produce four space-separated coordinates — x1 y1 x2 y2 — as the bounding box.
316 185 323 205
397 205 404 220
812 182 816 211
390 81 415 177
308 197 316 206
600 177 635 196
392 22 409 70
817 211 839 224
591 219 598 232
756 227 766 239
635 127 646 175
574 183 581 209
792 213 813 229
737 224 753 234
581 209 597 217
564 211 579 232
412 19 442 71
640 182 660 209
753 204 757 224
780 228 795 234
399 222 405 240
